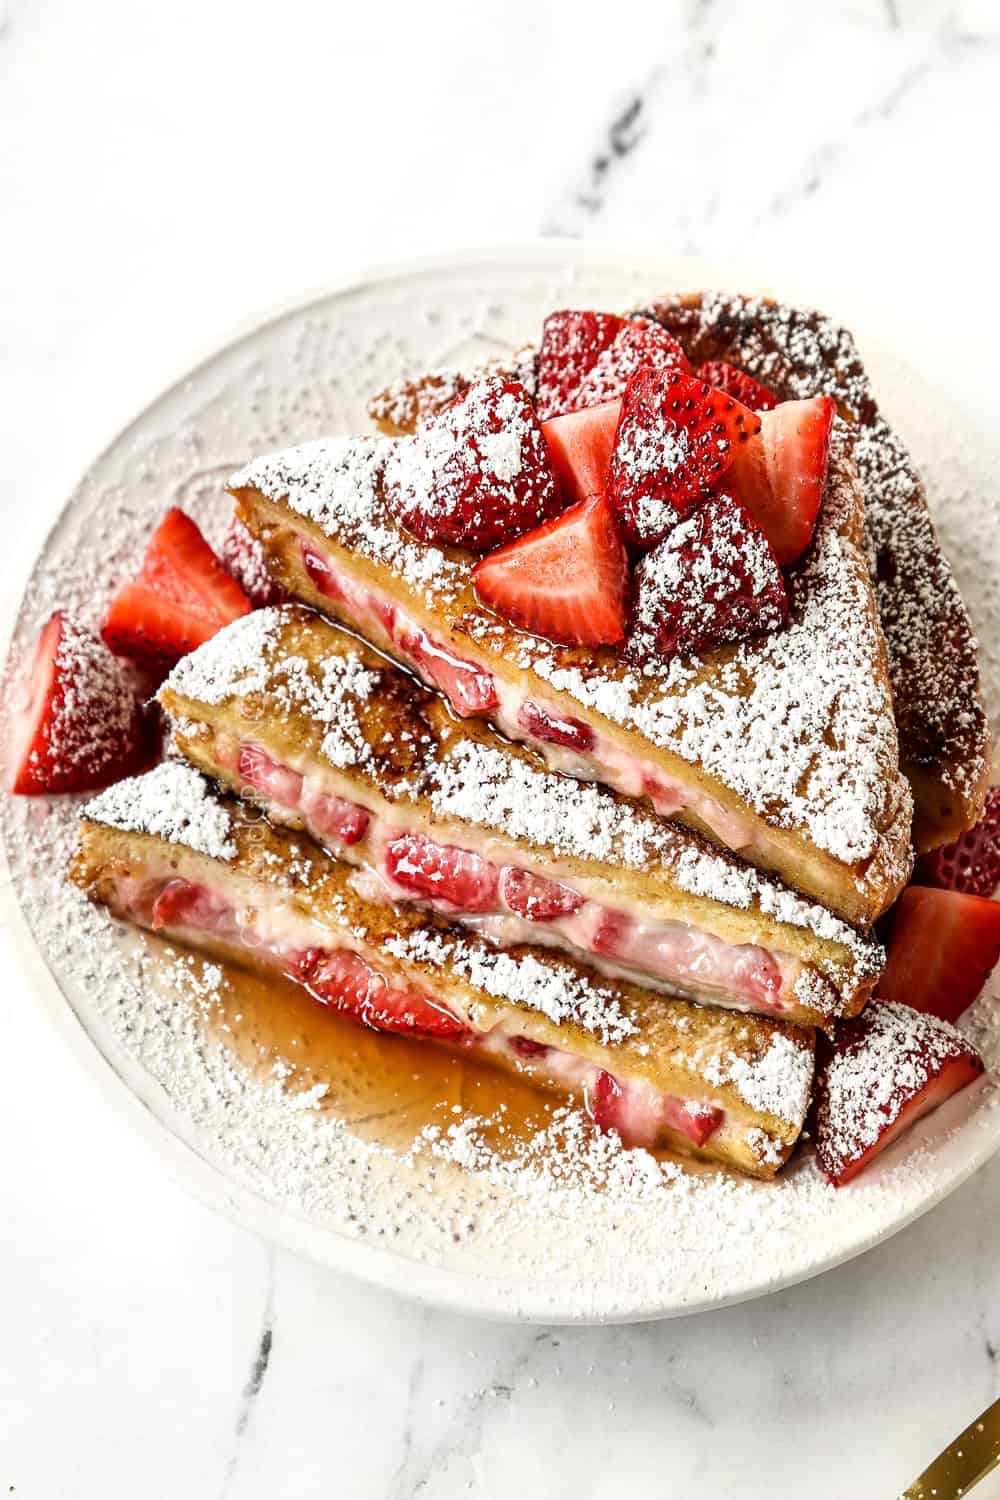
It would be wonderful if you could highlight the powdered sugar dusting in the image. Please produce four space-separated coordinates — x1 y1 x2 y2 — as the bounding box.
84 761 236 860
163 609 283 704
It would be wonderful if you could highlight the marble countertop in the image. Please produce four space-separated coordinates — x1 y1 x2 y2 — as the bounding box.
3 0 1000 1494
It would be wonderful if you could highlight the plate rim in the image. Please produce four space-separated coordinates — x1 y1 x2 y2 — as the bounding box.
4 241 998 1325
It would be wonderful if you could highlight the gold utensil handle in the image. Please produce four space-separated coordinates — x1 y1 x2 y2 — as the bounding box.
903 1395 1000 1498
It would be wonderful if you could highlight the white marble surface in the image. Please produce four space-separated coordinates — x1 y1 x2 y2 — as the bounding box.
3 1 1000 1494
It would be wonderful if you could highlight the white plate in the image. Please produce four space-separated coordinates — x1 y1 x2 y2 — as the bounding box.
3 245 999 1324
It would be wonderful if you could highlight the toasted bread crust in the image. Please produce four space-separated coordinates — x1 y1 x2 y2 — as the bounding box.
70 770 817 1178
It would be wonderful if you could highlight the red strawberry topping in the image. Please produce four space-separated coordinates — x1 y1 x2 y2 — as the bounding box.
472 493 629 647
222 514 286 608
516 701 595 754
625 492 788 664
726 395 835 566
299 946 466 1039
384 833 499 912
8 612 147 795
102 508 250 670
695 360 779 412
589 1070 722 1150
384 376 562 552
535 310 625 420
812 1001 984 1186
541 400 621 505
572 318 689 409
498 866 584 922
876 885 1000 1024
915 786 1000 899
608 368 762 550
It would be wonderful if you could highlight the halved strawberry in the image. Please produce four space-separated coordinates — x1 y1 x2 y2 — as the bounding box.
300 947 466 1039
472 493 629 647
608 368 761 550
726 395 835 566
812 1001 984 1186
625 492 788 664
915 786 1000 899
542 400 621 505
384 376 563 553
876 885 1000 1023
498 866 584 922
572 319 689 409
8 612 146 795
384 833 499 912
535 310 625 421
695 360 779 412
222 514 285 608
102 508 250 669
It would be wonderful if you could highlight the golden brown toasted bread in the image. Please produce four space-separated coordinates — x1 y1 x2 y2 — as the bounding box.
159 605 883 1027
69 763 816 1179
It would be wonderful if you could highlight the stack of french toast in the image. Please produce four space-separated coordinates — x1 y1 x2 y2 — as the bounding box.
17 291 1000 1186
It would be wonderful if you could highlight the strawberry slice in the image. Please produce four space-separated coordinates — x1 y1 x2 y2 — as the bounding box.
103 508 250 669
222 514 285 608
384 376 563 553
695 360 779 412
535 310 625 421
608 368 761 550
472 493 629 647
542 400 621 505
915 786 1000 899
726 395 835 566
384 833 499 912
237 743 304 808
150 879 231 933
876 885 1000 1023
498 867 584 922
516 700 595 753
812 1001 984 1186
572 318 689 410
8 612 146 795
625 492 788 664
299 947 466 1039
589 1070 722 1150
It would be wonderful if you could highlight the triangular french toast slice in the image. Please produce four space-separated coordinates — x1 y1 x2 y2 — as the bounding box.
230 423 912 926
159 605 882 1028
69 761 816 1178
370 292 991 854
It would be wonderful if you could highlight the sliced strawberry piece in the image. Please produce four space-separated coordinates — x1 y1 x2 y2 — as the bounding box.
302 788 371 847
150 879 231 933
589 1070 722 1150
813 1001 984 1186
876 885 1000 1023
625 493 788 664
222 514 286 608
608 368 761 550
726 395 835 566
384 376 563 553
915 786 1000 899
396 627 499 717
516 700 595 753
542 400 621 505
499 867 584 922
103 508 250 669
8 612 146 795
303 947 466 1039
572 318 689 410
535 310 625 421
472 493 629 647
384 833 499 912
589 910 632 957
695 360 779 412
510 1034 550 1060
237 743 304 809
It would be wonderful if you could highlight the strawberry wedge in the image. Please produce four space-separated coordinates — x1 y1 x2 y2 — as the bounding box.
813 1001 984 1185
915 786 1000 898
726 395 836 566
542 401 621 505
7 612 146 795
103 508 250 669
472 493 629 647
877 884 1000 1023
